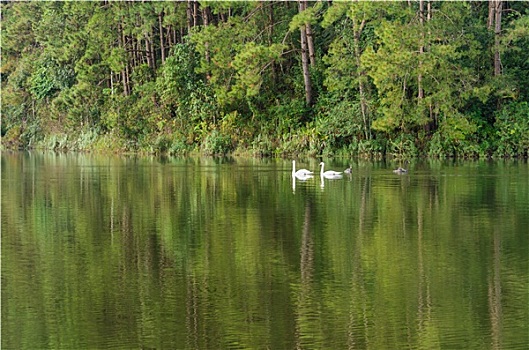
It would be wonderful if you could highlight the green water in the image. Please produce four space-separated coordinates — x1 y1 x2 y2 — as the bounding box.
2 152 528 349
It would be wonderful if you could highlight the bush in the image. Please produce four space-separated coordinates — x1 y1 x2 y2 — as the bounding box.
388 134 418 158
1 125 24 149
494 102 529 157
278 124 323 157
314 97 364 150
251 133 275 157
202 129 234 156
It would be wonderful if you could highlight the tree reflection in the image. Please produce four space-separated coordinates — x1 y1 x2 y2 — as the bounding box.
488 226 503 350
2 154 528 349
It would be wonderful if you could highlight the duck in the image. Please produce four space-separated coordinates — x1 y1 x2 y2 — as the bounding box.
292 160 313 177
319 162 343 178
344 167 352 174
393 167 408 174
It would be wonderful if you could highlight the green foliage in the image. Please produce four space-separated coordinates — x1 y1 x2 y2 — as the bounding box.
2 125 25 149
231 42 285 98
157 43 200 100
157 43 219 135
427 114 479 158
29 55 75 100
501 13 529 102
148 133 189 156
202 129 234 156
289 1 323 31
278 123 323 157
168 136 190 156
250 133 276 157
266 97 308 135
388 134 418 159
364 2 487 137
494 102 529 157
2 1 529 158
315 96 363 150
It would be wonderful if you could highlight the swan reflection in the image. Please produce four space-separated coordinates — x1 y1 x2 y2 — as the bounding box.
292 173 313 192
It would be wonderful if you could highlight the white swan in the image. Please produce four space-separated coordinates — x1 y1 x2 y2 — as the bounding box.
292 160 313 177
294 173 313 181
319 162 342 179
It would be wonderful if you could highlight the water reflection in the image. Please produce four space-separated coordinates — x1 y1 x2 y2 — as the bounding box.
292 173 313 193
2 152 528 349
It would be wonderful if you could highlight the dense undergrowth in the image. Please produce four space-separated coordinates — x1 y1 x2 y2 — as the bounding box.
3 101 528 160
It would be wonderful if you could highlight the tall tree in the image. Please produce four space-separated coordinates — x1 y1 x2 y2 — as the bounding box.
362 1 484 141
489 0 503 76
291 0 315 107
299 0 312 106
322 1 380 140
418 0 425 100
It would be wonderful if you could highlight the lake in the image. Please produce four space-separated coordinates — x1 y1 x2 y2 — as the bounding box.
2 151 528 349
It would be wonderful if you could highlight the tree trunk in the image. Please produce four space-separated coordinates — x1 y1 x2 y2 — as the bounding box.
298 0 315 67
151 29 157 69
119 21 130 96
186 0 192 33
110 71 114 95
427 1 434 127
193 1 199 27
145 34 154 69
166 25 172 49
488 0 502 76
302 1 316 67
202 6 211 80
493 0 502 76
299 0 312 106
418 0 424 100
352 17 369 139
305 25 315 67
267 2 278 84
488 0 495 29
124 63 131 96
267 1 274 44
158 10 166 64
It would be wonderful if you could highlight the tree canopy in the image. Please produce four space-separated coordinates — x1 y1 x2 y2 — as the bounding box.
2 1 529 158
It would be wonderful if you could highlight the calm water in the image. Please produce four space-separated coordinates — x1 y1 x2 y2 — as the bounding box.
2 152 528 349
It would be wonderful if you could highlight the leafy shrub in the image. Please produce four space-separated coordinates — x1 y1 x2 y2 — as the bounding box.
1 125 24 149
251 133 275 157
267 98 307 135
356 138 385 159
427 132 445 158
202 130 234 156
152 133 189 156
20 121 43 148
315 96 364 150
388 134 418 158
494 102 529 157
76 128 98 150
169 137 189 156
278 124 323 157
427 114 479 158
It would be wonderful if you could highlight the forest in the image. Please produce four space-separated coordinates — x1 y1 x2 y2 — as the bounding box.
1 1 529 158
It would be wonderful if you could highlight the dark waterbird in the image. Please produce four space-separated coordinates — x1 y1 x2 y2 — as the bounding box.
393 167 408 174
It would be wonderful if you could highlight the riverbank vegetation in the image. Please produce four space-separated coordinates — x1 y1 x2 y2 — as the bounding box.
2 1 529 158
